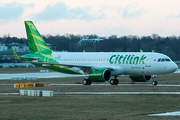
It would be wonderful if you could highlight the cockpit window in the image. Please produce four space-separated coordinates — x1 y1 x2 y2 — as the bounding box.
165 58 171 62
157 58 171 62
158 59 161 62
161 58 165 62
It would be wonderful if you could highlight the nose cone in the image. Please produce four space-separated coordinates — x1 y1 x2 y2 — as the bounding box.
170 62 178 73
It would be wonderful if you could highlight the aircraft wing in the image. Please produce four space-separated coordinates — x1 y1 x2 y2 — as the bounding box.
31 62 116 70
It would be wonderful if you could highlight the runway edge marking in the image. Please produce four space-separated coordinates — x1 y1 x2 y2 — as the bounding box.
54 92 180 95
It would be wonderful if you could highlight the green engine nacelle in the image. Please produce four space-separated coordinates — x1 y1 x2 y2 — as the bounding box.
89 68 111 82
129 75 152 82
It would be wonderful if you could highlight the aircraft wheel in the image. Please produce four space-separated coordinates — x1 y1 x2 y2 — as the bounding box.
152 81 158 86
87 79 92 85
110 79 115 85
114 79 119 85
82 79 88 85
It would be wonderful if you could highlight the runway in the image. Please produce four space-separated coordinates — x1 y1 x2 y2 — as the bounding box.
1 92 180 95
0 93 19 95
54 92 180 95
1 83 180 86
148 111 180 116
0 72 85 80
0 69 179 80
174 69 180 73
50 84 180 86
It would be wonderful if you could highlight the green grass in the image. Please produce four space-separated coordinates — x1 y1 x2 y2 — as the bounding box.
0 95 180 120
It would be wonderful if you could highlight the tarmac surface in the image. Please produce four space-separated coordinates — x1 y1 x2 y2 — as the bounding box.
148 111 180 116
1 83 180 87
54 92 180 95
0 72 85 80
1 92 180 95
1 68 180 119
1 69 180 118
0 69 180 80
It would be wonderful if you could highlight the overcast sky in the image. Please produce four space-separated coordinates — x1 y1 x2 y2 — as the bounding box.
0 0 180 38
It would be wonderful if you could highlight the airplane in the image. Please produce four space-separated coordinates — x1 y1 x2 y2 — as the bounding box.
12 21 178 86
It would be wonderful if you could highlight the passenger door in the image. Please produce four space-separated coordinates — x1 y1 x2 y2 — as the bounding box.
145 55 152 67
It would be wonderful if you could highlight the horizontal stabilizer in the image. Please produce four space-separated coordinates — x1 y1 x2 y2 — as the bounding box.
11 48 20 60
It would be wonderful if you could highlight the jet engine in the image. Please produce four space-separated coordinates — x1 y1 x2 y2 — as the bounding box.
89 68 111 82
129 75 152 82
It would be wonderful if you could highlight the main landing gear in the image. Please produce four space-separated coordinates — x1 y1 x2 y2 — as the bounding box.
82 76 119 85
82 79 92 85
110 76 119 85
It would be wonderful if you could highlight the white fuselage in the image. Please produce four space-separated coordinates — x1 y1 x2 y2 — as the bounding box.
52 52 178 76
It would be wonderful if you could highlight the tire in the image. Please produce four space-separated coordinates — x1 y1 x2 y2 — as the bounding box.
114 79 119 85
82 79 88 85
152 81 158 86
87 79 92 85
110 79 115 85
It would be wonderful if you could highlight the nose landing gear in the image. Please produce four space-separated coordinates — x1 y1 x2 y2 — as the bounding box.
152 75 158 86
152 81 158 86
82 79 92 85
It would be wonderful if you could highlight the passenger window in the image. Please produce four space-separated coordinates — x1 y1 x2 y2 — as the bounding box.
161 58 165 62
158 59 161 62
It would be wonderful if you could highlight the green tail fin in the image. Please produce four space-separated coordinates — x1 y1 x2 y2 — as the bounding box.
24 21 52 54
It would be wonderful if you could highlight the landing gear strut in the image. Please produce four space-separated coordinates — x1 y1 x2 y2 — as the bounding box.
110 77 119 85
82 79 92 85
152 75 158 86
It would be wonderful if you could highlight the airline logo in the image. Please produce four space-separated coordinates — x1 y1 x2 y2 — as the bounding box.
109 55 147 64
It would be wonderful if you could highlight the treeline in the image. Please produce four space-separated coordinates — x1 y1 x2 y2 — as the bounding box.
1 34 180 60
